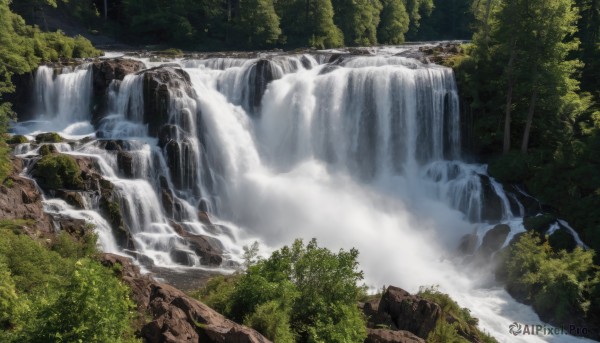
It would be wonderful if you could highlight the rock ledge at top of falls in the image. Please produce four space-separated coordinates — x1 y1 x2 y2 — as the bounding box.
99 253 271 343
142 66 196 137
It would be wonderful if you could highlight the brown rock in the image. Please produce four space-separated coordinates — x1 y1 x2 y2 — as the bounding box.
171 222 223 266
365 329 425 343
0 157 52 233
378 287 442 339
99 254 270 343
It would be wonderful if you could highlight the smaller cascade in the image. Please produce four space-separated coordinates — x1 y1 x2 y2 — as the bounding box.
34 65 93 130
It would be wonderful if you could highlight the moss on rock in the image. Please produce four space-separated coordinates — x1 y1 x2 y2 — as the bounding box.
32 154 84 190
7 135 28 144
35 132 64 143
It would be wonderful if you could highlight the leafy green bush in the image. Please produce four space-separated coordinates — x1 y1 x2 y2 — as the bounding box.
32 154 84 190
196 239 367 343
6 135 27 144
30 258 136 343
500 232 600 325
0 223 138 342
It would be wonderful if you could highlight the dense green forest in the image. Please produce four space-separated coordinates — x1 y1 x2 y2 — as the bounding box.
10 0 474 49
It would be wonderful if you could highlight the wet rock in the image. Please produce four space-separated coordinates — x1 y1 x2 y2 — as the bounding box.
171 223 223 266
523 214 557 234
365 329 425 343
378 286 442 339
198 211 211 225
250 59 279 113
458 233 478 255
162 189 175 218
479 174 504 222
479 224 510 255
58 217 89 237
55 189 86 209
92 59 146 124
143 66 195 137
117 151 134 178
99 254 270 343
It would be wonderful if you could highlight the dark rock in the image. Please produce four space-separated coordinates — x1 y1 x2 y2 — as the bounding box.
55 189 86 209
198 211 211 225
162 189 175 218
458 233 478 255
117 151 134 178
250 59 280 113
143 67 195 137
58 217 89 237
365 329 425 343
548 228 577 252
479 174 504 222
171 223 223 266
92 59 146 124
524 214 557 234
378 286 442 339
98 254 270 343
170 250 194 266
102 140 124 151
479 224 511 255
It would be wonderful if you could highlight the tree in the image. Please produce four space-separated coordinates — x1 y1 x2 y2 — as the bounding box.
275 0 343 48
237 0 282 47
377 0 410 44
332 0 382 46
404 0 434 38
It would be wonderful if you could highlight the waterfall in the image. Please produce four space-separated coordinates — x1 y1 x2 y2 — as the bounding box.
12 53 592 343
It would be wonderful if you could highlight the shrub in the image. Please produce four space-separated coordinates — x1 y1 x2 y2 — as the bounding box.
197 239 367 343
6 135 28 144
31 259 135 343
32 154 84 190
500 232 600 326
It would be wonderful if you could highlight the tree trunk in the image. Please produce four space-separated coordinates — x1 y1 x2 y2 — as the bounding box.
521 90 538 153
503 41 517 154
104 0 108 20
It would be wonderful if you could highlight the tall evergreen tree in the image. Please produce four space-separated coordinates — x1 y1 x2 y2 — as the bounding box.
377 0 410 44
237 0 281 47
331 0 382 46
276 0 343 48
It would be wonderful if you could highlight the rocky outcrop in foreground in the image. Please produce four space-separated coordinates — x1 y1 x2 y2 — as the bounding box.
100 253 271 343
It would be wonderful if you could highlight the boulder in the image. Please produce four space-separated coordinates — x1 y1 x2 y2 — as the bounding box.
143 67 195 137
99 254 270 343
365 329 425 343
92 59 146 124
0 158 52 233
478 224 511 256
171 223 223 266
479 175 504 222
117 151 134 178
458 233 478 255
55 189 86 209
378 286 442 339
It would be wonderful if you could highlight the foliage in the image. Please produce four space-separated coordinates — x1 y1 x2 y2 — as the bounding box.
0 222 137 342
419 286 498 343
499 232 600 325
6 135 27 144
377 0 410 45
332 0 382 46
32 153 83 190
196 238 367 342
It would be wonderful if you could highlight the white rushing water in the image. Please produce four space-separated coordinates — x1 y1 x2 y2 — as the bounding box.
11 52 595 343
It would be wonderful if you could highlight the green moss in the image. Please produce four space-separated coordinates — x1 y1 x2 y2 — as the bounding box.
35 132 63 143
524 214 557 234
38 144 56 156
32 154 84 190
156 48 184 57
6 135 28 144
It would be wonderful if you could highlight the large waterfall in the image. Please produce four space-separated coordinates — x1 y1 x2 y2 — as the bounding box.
11 51 592 343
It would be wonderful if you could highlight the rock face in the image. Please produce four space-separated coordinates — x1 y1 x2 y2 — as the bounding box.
476 224 511 260
0 158 53 233
99 254 270 343
375 287 442 340
479 175 504 222
92 59 146 124
143 67 195 137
